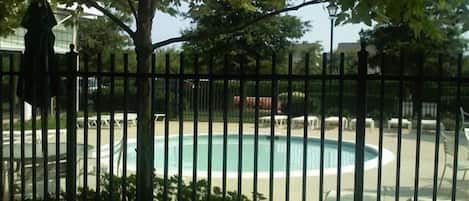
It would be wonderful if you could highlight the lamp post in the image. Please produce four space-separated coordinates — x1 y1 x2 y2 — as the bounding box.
327 0 338 74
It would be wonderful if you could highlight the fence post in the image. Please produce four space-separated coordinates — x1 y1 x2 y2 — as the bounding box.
354 32 368 201
66 44 78 201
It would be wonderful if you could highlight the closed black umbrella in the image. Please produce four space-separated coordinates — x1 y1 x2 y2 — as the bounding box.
17 0 59 157
17 0 59 109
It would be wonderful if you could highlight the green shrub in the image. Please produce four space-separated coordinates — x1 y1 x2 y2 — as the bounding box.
26 174 265 201
278 92 311 116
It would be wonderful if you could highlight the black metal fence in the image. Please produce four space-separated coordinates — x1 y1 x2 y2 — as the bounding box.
0 45 468 201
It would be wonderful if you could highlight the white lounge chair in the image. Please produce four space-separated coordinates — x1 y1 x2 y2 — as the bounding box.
292 115 319 129
84 116 111 128
398 102 443 133
387 101 413 130
387 118 412 129
115 113 138 127
77 117 97 128
259 115 288 127
418 102 443 132
324 116 348 129
420 119 445 131
350 118 375 129
155 114 166 121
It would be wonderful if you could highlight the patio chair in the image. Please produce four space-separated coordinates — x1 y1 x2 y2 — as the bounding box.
460 107 469 154
438 134 469 190
88 134 126 177
461 107 469 131
12 141 88 199
115 136 126 176
16 157 68 198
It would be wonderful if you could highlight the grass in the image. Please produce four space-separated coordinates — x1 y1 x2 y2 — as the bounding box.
2 114 68 130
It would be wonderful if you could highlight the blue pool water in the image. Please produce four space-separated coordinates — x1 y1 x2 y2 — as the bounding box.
116 135 380 176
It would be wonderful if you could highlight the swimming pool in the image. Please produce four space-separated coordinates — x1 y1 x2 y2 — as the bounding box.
101 135 393 178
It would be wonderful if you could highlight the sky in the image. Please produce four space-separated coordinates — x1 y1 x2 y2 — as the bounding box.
151 2 369 51
150 1 469 53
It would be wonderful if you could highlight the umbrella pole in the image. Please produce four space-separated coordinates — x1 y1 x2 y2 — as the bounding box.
41 107 47 156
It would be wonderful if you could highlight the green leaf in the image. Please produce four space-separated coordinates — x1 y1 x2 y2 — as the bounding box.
339 0 356 10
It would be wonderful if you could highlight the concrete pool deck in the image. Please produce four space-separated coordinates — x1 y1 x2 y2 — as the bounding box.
71 121 469 201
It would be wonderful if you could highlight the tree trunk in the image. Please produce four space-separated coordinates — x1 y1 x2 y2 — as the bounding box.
135 1 155 201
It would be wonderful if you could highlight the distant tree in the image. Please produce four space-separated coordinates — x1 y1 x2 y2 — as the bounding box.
154 47 181 73
362 0 468 75
75 8 132 74
77 16 131 58
359 0 469 114
181 0 310 73
0 1 27 36
290 42 323 75
335 0 469 40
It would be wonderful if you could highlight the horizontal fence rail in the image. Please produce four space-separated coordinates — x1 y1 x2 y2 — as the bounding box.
0 49 468 201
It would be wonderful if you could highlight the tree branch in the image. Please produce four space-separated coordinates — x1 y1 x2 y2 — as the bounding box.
127 0 138 21
152 0 326 49
84 0 135 38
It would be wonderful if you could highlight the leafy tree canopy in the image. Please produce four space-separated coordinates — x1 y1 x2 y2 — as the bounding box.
0 1 27 36
1 0 468 49
182 0 310 54
361 0 468 75
363 0 468 53
336 0 469 40
180 0 311 73
77 14 132 56
186 1 308 50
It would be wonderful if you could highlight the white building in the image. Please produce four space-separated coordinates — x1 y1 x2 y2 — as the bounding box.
0 4 101 119
0 4 101 53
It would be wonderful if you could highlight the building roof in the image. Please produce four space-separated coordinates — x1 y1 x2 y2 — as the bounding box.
337 42 376 55
56 3 103 19
337 42 361 53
